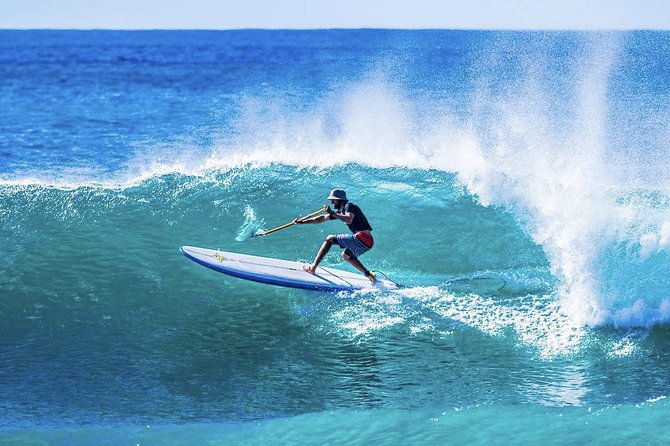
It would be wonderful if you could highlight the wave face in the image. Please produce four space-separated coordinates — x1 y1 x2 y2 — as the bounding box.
2 30 670 437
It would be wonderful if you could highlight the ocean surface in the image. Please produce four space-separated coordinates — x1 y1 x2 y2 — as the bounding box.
2 29 670 445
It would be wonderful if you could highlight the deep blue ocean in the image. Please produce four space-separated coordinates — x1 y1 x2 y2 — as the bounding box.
2 29 670 444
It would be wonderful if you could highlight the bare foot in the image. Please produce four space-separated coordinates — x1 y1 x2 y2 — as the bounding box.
303 265 316 275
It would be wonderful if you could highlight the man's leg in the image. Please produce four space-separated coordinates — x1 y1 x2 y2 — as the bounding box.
342 251 377 283
303 235 336 274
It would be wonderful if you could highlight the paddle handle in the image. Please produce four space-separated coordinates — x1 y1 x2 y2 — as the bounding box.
258 221 295 236
299 207 328 220
255 208 325 237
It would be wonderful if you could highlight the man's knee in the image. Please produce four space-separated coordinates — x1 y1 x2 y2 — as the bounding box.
342 250 357 261
325 235 337 244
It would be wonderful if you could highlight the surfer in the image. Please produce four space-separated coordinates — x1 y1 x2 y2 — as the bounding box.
294 189 377 283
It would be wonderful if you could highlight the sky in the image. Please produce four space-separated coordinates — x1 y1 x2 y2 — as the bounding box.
0 0 669 30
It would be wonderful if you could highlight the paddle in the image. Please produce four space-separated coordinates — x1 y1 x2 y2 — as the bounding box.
252 208 325 238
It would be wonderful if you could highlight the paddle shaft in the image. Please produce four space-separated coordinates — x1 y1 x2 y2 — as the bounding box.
255 208 325 237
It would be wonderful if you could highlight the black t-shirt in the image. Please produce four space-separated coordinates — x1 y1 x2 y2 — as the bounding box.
336 202 372 233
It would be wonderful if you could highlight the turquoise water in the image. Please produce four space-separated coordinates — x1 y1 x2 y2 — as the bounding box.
4 401 670 445
2 30 670 443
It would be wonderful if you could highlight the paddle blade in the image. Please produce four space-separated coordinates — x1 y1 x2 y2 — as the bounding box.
235 205 264 241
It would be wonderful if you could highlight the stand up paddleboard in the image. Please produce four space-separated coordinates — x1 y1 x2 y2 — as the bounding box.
180 246 397 292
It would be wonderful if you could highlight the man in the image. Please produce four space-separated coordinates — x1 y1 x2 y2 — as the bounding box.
294 189 377 283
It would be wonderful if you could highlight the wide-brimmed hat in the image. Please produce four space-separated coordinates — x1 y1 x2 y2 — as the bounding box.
327 189 348 201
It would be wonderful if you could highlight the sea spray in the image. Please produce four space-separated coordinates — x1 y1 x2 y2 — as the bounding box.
235 205 264 241
451 34 670 327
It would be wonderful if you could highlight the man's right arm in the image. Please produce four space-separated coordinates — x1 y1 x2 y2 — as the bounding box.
294 214 332 225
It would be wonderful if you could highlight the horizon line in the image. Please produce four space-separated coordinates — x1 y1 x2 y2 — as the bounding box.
1 26 668 32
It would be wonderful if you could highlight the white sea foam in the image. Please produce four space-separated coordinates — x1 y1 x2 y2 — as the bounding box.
331 285 585 358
